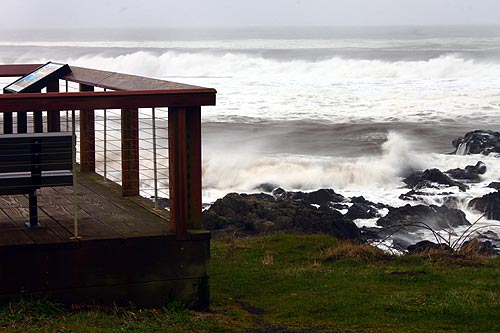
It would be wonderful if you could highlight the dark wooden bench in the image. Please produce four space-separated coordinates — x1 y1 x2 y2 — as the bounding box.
0 132 73 227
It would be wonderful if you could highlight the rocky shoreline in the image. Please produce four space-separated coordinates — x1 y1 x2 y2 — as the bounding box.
169 130 500 254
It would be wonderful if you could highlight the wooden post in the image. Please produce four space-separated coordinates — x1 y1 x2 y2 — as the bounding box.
3 112 12 134
33 89 43 133
121 108 139 196
79 84 95 172
46 80 60 132
168 106 202 240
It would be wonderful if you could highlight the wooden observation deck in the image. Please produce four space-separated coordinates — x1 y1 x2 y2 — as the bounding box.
0 64 216 308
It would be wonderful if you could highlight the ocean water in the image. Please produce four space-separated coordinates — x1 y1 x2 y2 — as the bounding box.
1 26 499 245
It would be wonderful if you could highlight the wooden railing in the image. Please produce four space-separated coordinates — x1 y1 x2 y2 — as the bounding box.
0 64 216 239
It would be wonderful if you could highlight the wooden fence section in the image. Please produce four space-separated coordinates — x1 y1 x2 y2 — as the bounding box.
0 64 216 240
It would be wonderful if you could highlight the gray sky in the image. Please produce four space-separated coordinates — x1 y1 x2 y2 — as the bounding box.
1 0 500 29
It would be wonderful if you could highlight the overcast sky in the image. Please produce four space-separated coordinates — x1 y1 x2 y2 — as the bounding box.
1 0 500 29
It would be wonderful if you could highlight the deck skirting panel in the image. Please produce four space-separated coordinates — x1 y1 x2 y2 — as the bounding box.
0 234 210 309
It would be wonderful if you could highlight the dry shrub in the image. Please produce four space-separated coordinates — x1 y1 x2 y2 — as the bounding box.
321 242 389 262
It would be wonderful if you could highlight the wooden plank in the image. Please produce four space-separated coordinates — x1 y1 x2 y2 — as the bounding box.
79 84 95 173
0 209 33 246
0 64 41 77
39 186 124 240
64 66 205 91
75 178 168 237
0 90 216 112
121 108 139 196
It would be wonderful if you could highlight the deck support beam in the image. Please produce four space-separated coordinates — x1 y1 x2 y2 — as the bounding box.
79 84 95 173
168 106 202 239
121 108 140 196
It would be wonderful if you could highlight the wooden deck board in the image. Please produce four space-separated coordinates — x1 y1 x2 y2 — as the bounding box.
0 172 170 245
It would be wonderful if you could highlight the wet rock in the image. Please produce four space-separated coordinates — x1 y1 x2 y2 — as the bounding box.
452 130 500 155
331 203 349 210
487 182 500 191
460 239 498 256
403 168 468 192
255 183 279 193
271 187 287 200
288 188 345 205
407 240 453 254
345 203 379 220
350 196 391 210
446 161 486 182
468 191 500 220
376 204 470 231
202 192 360 239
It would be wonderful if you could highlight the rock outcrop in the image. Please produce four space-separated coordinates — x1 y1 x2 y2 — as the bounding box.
376 204 470 231
202 193 360 239
468 191 500 220
452 130 500 155
446 161 486 182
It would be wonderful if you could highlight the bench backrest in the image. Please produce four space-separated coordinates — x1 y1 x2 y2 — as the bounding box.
0 132 73 173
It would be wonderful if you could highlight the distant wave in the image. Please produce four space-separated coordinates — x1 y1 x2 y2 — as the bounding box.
29 51 500 80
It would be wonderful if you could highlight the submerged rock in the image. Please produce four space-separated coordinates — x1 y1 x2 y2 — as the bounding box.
202 192 360 239
468 191 500 220
403 168 468 192
446 161 486 182
376 204 470 231
452 130 500 156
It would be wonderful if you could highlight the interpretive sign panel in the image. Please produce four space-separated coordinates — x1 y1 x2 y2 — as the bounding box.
3 62 71 93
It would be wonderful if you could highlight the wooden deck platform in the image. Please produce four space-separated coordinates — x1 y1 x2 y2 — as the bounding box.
0 173 210 309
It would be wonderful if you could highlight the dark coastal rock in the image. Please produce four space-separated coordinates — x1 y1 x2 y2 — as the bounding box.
452 130 500 155
376 204 470 231
272 188 345 205
332 203 349 210
289 188 345 205
350 196 391 210
255 183 279 193
487 182 500 191
403 168 468 191
446 161 486 182
460 239 498 256
407 240 453 254
345 203 379 220
468 191 500 220
202 192 360 239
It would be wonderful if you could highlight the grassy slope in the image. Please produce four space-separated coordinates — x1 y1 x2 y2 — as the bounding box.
2 234 500 332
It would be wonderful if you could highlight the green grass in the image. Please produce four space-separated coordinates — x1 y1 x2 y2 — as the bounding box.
2 233 500 332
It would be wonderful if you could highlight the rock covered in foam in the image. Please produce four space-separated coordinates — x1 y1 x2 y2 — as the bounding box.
446 161 486 182
202 192 360 239
452 130 500 156
468 191 500 220
376 204 470 231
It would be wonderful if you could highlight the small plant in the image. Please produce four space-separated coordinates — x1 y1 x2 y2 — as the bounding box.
320 241 389 262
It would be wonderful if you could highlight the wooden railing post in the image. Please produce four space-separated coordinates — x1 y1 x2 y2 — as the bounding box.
79 84 95 172
46 80 60 132
121 108 139 196
168 106 202 240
